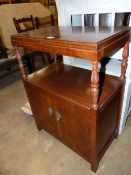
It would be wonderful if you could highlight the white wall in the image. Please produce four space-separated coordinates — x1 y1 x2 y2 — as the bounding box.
56 0 131 25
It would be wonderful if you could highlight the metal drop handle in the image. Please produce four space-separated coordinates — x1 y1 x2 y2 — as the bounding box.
48 107 53 117
55 111 62 121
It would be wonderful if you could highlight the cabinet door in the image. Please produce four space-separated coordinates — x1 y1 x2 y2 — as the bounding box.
24 81 59 138
52 96 91 161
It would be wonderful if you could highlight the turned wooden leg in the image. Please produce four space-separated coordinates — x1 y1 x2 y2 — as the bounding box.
91 62 99 110
15 46 27 79
120 41 129 80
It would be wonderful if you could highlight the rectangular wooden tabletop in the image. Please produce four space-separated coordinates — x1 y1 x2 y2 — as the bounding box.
11 26 130 62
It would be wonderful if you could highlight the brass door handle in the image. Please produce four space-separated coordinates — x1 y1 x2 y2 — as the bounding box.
48 107 53 117
55 111 62 121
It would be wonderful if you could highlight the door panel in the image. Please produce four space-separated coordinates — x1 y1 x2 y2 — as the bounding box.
23 80 59 138
52 96 91 160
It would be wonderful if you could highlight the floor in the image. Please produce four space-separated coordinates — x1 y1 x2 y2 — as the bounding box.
0 70 131 175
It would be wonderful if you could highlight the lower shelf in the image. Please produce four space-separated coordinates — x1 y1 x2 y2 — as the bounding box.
27 62 123 109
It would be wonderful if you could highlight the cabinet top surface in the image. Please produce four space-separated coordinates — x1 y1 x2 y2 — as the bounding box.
11 26 130 61
11 26 129 44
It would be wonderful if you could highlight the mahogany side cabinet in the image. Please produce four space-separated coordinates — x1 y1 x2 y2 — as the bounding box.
11 26 130 172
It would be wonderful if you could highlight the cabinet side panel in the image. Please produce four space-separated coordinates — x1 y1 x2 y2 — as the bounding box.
96 90 121 157
23 80 42 129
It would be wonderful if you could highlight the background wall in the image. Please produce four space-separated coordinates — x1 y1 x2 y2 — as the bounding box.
0 2 50 49
56 0 131 25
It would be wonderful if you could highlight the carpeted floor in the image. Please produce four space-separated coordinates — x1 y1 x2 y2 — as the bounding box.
0 75 131 175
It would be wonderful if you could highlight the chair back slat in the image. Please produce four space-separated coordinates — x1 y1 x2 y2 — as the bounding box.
13 15 35 33
99 13 112 26
35 15 54 29
71 12 131 27
84 14 95 26
115 12 130 26
71 14 82 26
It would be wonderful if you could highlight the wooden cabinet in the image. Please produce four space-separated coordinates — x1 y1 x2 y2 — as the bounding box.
23 62 123 170
11 26 130 172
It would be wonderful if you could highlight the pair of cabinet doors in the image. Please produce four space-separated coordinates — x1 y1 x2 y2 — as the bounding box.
23 80 91 161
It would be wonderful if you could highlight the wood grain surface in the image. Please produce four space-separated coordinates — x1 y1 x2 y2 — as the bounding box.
11 26 130 61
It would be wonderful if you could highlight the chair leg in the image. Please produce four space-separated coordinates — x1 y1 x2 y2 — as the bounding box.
24 55 35 74
6 66 11 71
57 55 63 62
40 53 46 66
46 52 53 64
31 57 36 71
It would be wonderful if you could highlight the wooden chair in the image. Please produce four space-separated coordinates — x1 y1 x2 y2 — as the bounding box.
48 0 55 6
13 15 35 33
35 14 54 29
13 15 54 72
71 12 131 27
